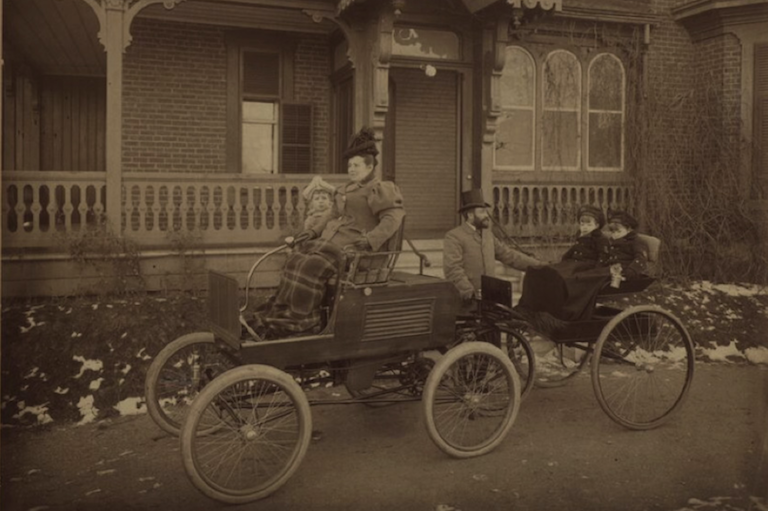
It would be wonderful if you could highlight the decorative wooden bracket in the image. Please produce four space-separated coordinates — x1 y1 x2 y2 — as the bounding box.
303 9 360 68
78 0 184 52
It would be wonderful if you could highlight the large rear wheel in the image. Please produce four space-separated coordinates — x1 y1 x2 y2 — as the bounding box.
591 305 695 430
423 343 521 458
180 364 311 504
144 332 238 436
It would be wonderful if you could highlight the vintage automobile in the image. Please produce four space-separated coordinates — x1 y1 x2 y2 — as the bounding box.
143 226 694 504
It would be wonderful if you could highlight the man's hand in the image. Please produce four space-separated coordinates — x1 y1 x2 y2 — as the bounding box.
352 236 371 251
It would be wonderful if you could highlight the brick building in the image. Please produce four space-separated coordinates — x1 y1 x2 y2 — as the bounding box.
2 0 766 295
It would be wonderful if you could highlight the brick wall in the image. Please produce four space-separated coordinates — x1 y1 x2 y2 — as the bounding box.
294 34 331 174
124 19 228 173
643 0 697 175
123 18 331 174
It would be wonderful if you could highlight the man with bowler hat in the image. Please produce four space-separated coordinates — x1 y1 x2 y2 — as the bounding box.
443 188 545 303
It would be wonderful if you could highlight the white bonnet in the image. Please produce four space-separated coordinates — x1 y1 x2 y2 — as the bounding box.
302 176 336 202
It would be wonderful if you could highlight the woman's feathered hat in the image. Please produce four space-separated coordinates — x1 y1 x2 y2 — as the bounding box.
343 126 379 159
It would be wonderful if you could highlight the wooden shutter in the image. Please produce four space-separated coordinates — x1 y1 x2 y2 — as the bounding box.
281 103 312 174
755 43 768 198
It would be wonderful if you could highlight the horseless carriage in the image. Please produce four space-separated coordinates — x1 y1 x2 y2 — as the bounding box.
144 225 695 505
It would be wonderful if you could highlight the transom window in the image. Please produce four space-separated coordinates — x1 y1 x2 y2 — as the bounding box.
495 46 626 172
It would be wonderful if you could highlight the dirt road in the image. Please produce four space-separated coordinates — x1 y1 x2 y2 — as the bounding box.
2 364 766 511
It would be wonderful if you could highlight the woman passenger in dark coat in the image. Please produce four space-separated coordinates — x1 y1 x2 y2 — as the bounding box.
516 209 648 330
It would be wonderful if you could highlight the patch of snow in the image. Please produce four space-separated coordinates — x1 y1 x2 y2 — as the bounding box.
54 387 69 395
745 346 768 365
13 402 53 425
691 281 766 297
120 364 131 375
89 378 104 391
135 348 151 361
92 304 99 311
73 356 103 378
114 397 146 416
702 341 745 362
77 395 99 425
71 332 83 338
20 315 45 333
24 367 39 379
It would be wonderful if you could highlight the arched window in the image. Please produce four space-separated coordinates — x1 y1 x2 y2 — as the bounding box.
495 46 535 170
588 53 625 170
542 50 581 170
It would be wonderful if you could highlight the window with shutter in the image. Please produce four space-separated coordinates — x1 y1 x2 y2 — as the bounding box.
281 103 313 174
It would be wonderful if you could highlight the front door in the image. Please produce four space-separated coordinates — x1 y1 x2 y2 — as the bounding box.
388 67 459 239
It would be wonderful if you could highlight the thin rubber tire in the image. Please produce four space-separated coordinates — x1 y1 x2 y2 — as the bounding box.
144 332 238 436
423 342 521 459
591 305 695 430
180 364 312 504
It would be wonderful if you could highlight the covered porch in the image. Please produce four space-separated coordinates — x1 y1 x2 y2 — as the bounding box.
2 0 637 296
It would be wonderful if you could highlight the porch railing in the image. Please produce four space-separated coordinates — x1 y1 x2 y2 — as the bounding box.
491 178 633 239
121 173 348 246
1 171 108 249
1 172 350 250
2 171 633 251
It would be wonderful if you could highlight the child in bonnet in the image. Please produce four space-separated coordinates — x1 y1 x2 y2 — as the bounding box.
301 175 336 232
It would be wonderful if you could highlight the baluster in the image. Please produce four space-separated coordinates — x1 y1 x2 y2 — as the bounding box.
94 184 105 226
172 186 183 232
233 186 244 231
265 187 275 231
62 185 74 231
193 185 204 232
277 186 287 230
244 186 255 231
136 184 147 233
255 187 265 231
29 185 41 233
147 185 158 232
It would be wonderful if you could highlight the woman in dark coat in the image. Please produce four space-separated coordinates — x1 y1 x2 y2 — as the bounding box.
516 209 648 330
248 128 405 339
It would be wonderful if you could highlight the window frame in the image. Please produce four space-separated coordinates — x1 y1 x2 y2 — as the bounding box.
586 52 626 172
226 32 296 173
494 45 627 175
495 46 536 171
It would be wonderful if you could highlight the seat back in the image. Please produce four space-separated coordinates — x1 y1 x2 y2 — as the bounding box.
637 233 661 263
343 217 405 287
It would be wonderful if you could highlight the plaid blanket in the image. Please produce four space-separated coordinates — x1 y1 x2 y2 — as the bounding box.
253 239 345 338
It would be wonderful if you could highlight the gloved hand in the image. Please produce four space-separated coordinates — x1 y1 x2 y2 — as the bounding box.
286 230 315 248
352 236 371 251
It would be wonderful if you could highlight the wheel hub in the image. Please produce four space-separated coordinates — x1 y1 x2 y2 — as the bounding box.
240 424 260 441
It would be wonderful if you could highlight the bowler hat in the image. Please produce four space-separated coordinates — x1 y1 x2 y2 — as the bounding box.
458 189 491 213
608 211 639 230
577 204 605 228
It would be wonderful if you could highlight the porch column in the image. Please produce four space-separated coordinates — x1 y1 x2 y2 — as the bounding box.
480 16 511 271
103 1 126 234
81 0 183 234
